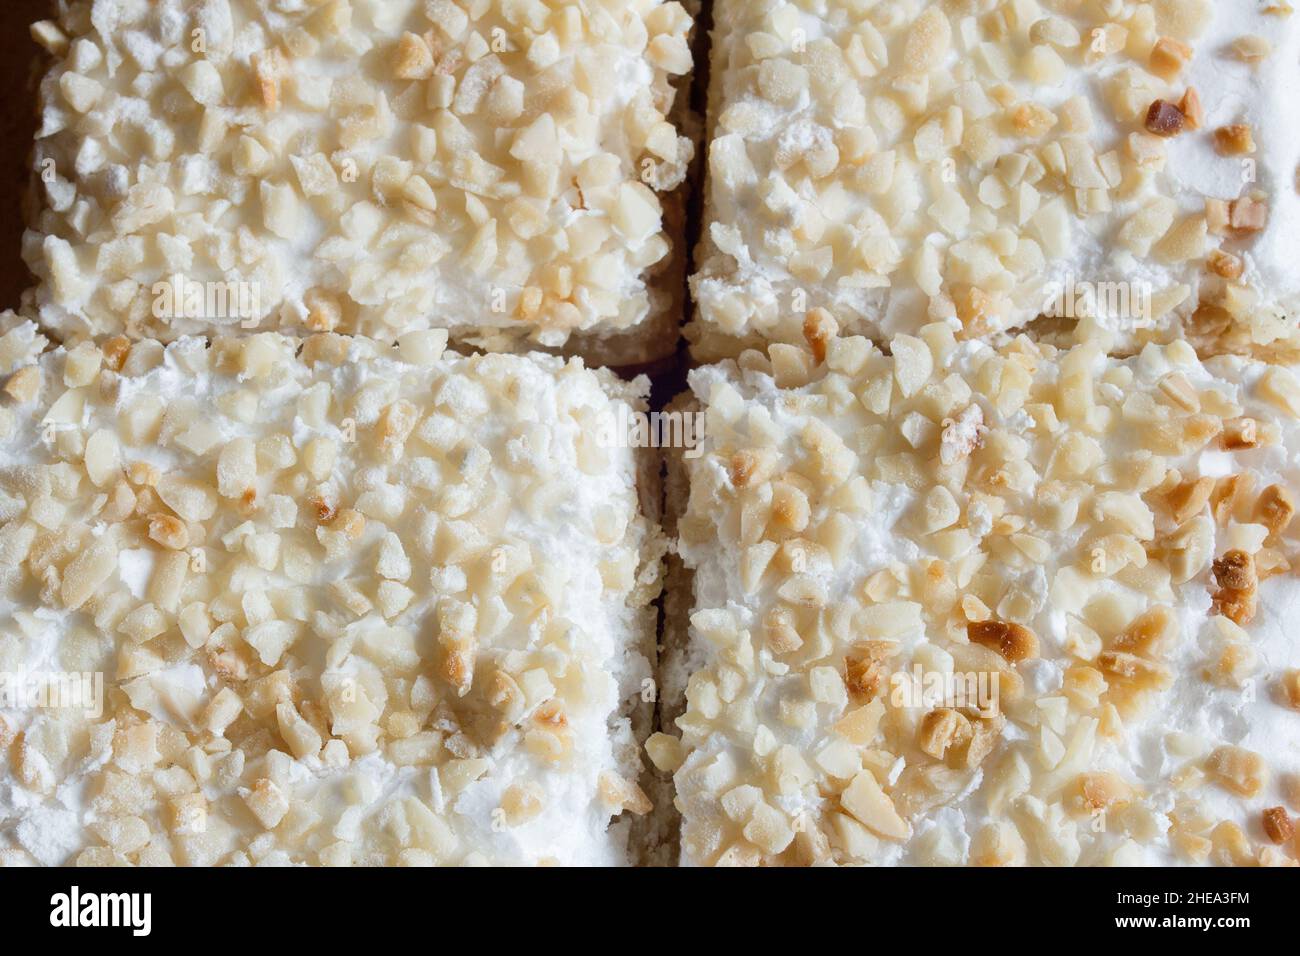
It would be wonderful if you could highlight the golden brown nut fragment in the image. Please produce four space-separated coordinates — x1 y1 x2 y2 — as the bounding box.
844 642 897 702
1110 607 1174 657
1212 589 1257 627
729 451 759 488
102 336 131 371
1282 670 1300 711
1207 250 1244 280
1205 745 1268 798
1215 124 1256 156
1149 37 1193 79
1211 549 1259 626
147 513 190 551
312 496 338 525
1076 772 1134 811
1255 485 1296 535
1177 87 1204 130
918 708 965 760
802 308 838 364
1212 474 1255 523
1222 419 1259 450
1228 197 1269 233
1165 477 1215 526
967 620 1039 662
771 482 810 531
1263 807 1294 844
2 366 39 403
1097 652 1171 694
844 656 882 703
1144 100 1185 136
1213 550 1257 591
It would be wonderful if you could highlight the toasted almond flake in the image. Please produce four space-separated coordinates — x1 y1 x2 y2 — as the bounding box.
841 771 909 841
902 8 952 75
1263 807 1294 844
1149 37 1192 79
1206 746 1268 797
1076 772 1134 811
1231 35 1272 63
968 620 1039 662
1215 124 1256 156
1144 100 1185 137
3 366 40 404
1281 671 1300 711
1206 249 1243 280
1177 87 1204 130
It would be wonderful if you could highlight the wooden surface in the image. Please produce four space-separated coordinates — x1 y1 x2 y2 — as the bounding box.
0 1 45 312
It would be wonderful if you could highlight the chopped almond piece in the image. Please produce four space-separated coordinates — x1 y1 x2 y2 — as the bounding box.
1229 196 1269 233
1282 671 1300 711
1214 551 1257 591
1206 746 1269 798
1215 124 1256 156
1223 418 1260 450
967 620 1039 662
729 451 760 488
1166 478 1215 525
1206 250 1244 280
802 308 838 364
1149 37 1192 79
1178 88 1204 130
1205 198 1231 235
2 366 40 403
1231 35 1272 64
1255 485 1296 535
1263 807 1293 844
1210 549 1258 626
1144 100 1185 137
102 336 131 371
1077 772 1134 811
844 642 895 702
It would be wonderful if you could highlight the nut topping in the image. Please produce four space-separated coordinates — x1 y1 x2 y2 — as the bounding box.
1144 100 1186 137
1263 807 1294 844
968 620 1039 663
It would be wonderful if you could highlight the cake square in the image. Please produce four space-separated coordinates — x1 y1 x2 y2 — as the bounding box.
26 0 696 364
690 0 1300 360
656 327 1300 866
0 326 664 866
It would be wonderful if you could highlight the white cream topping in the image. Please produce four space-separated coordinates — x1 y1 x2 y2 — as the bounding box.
691 0 1300 358
0 327 662 866
26 0 694 348
660 327 1300 866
